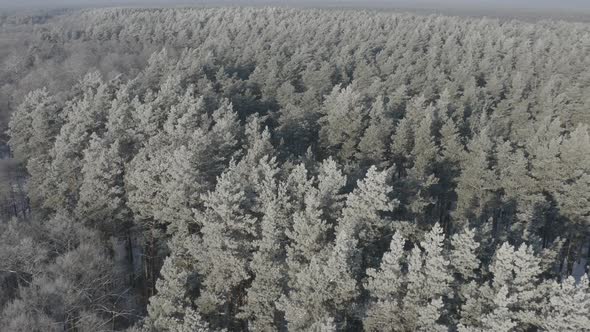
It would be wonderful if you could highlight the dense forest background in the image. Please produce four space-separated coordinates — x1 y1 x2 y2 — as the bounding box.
0 6 589 331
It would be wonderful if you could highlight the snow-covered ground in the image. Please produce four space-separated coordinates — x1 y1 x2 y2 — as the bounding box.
572 242 589 283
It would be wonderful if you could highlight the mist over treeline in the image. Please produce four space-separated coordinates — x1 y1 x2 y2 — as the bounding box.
1 0 590 10
2 1 590 24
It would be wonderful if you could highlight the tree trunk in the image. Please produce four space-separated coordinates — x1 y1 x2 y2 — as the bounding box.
126 229 135 287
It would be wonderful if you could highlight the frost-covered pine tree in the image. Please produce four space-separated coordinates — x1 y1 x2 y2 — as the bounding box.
281 166 394 330
554 125 590 231
541 274 590 331
459 286 517 332
420 223 453 298
460 242 546 330
8 88 60 163
365 224 451 331
43 73 115 211
454 129 498 229
194 162 257 329
450 228 480 279
125 138 171 226
196 153 278 330
405 104 440 224
364 232 406 330
319 85 367 163
410 105 438 179
146 230 209 332
316 157 347 222
495 140 543 240
239 179 288 331
403 223 452 331
105 84 138 155
77 135 128 231
337 166 396 253
8 88 62 209
285 169 332 280
357 96 393 167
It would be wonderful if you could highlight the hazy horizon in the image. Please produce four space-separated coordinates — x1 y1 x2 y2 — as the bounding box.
1 0 590 11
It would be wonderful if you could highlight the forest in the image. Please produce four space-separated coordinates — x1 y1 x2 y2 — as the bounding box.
0 5 589 332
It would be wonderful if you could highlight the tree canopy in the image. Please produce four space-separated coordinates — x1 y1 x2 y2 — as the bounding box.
1 6 589 331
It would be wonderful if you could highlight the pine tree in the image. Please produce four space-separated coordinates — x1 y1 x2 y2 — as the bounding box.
125 139 171 226
42 74 115 211
145 230 209 332
555 125 590 229
365 224 452 331
76 135 128 232
391 117 414 175
239 163 288 331
402 223 452 331
437 109 464 229
242 114 274 168
439 113 464 168
405 104 440 224
137 48 174 94
410 105 438 179
195 154 279 330
281 166 395 330
541 275 590 331
470 286 517 332
527 117 567 247
163 140 207 230
277 103 320 156
153 97 240 231
146 252 190 329
8 88 60 163
285 180 332 280
206 99 242 178
420 223 453 298
278 255 337 331
105 85 137 149
162 89 208 142
319 85 367 163
450 228 480 279
308 316 337 332
337 166 396 252
316 157 347 222
417 297 448 332
281 219 361 330
356 96 393 167
284 163 315 213
322 224 361 328
454 129 498 231
461 242 546 330
495 140 542 241
194 162 257 329
8 88 62 209
364 232 406 331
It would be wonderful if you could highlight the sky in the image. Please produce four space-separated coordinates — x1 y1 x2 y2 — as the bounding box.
0 0 589 11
